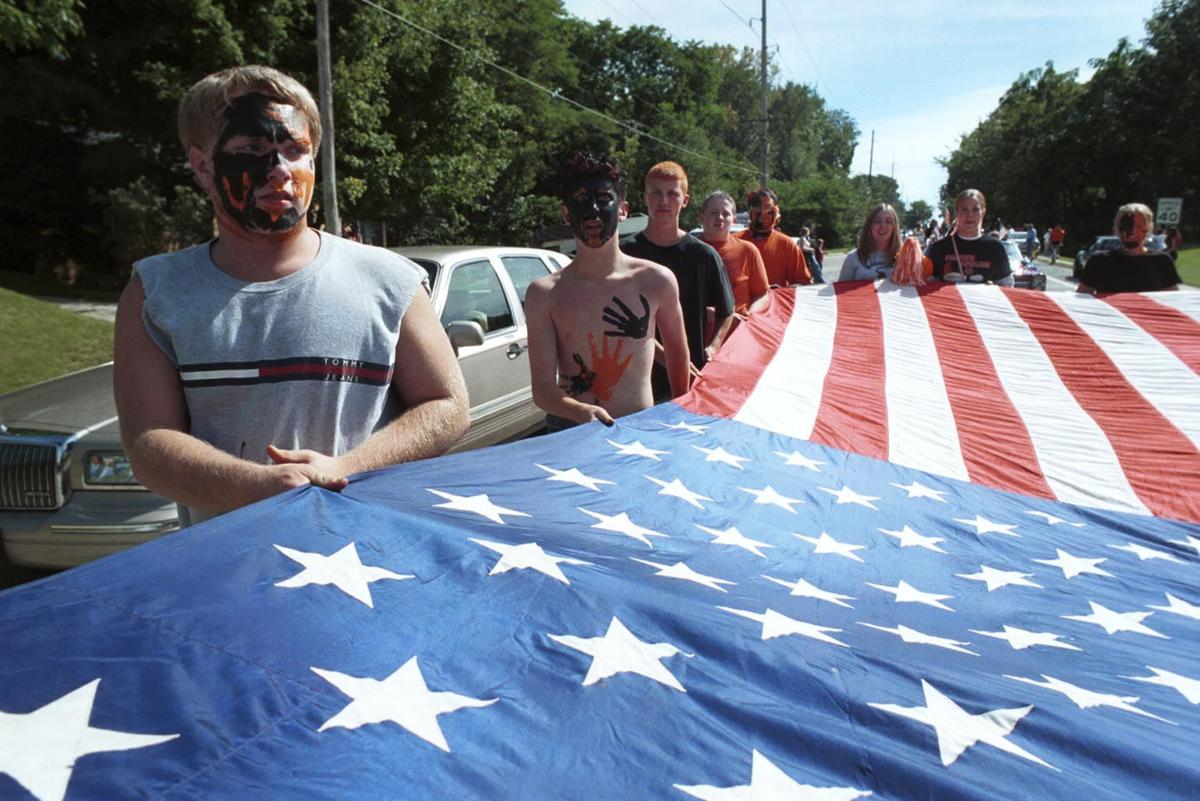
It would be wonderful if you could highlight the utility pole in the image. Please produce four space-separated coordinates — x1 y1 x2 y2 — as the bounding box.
758 0 768 188
315 0 341 236
866 129 875 192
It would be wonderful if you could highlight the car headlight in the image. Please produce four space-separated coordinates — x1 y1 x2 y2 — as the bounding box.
83 450 140 486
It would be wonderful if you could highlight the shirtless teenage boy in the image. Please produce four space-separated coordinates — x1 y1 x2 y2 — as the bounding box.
525 152 690 430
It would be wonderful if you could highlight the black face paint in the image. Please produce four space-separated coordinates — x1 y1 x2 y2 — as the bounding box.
211 93 314 233
566 176 621 248
1117 212 1141 249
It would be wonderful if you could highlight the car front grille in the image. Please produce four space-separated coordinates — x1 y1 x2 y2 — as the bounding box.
0 441 65 510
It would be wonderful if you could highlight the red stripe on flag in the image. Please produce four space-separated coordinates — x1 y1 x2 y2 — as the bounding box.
1101 293 1200 375
807 282 888 460
919 285 1054 499
680 288 795 418
1008 290 1200 521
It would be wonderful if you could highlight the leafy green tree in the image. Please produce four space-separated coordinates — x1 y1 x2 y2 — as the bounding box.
0 0 82 56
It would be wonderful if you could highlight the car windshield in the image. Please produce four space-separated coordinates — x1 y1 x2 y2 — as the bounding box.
1002 241 1022 261
1094 237 1121 250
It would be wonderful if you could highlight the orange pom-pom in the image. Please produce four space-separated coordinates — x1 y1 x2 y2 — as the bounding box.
891 237 931 286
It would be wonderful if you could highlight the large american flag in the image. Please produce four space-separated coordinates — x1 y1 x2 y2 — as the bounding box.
1 284 1198 800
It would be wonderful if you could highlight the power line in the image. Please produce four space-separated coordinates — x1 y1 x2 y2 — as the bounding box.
717 0 760 45
775 0 838 107
353 0 759 177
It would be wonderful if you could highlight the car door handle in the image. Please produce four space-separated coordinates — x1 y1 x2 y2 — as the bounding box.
506 343 528 360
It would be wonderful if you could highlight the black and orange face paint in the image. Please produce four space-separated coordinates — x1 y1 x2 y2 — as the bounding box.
211 92 315 233
748 196 779 237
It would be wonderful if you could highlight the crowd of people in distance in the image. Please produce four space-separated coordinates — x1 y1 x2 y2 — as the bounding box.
114 64 1187 529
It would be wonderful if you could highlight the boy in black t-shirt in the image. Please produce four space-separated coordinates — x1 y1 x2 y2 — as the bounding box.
1078 203 1180 294
620 161 734 401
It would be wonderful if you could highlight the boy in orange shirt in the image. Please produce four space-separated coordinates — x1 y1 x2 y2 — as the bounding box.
736 188 812 286
697 191 768 315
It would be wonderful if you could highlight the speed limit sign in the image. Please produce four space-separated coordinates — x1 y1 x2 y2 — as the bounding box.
1156 197 1183 226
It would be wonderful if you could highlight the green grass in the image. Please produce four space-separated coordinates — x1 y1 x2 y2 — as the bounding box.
0 270 122 302
1175 245 1199 287
0 288 115 394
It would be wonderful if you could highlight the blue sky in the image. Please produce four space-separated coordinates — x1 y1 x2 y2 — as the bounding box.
561 0 1160 205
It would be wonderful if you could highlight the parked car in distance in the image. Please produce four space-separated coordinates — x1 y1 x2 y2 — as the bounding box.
0 246 567 569
1000 239 1047 291
1073 236 1121 280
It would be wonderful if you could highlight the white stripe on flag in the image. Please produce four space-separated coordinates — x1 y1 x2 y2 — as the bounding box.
958 286 1147 515
180 368 259 381
1141 289 1200 322
734 284 838 439
877 283 969 481
1050 293 1200 452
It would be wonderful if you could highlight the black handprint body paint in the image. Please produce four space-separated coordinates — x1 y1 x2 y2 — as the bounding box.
601 294 650 339
561 353 597 397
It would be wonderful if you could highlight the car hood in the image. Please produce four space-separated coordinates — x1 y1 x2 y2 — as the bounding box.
0 363 120 437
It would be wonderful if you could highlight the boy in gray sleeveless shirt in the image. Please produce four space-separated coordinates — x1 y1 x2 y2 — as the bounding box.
113 66 468 525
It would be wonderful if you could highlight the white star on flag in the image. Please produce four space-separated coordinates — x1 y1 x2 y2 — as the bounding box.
892 480 947 502
763 575 855 608
631 557 735 592
773 450 825 472
661 420 708 434
535 463 614 492
719 606 848 647
274 543 412 607
312 657 496 752
1006 674 1173 724
956 565 1042 592
869 680 1054 770
0 679 179 801
1063 601 1167 638
858 623 978 655
579 507 667 547
1025 510 1084 527
879 525 946 553
955 515 1019 536
739 485 804 513
674 749 872 800
1034 549 1113 580
644 474 712 509
427 488 530 524
606 438 668 460
1124 667 1200 705
692 444 750 469
1108 542 1183 563
695 523 774 558
1149 593 1200 621
867 580 954 611
470 539 591 585
794 531 866 562
970 625 1081 652
1169 534 1200 555
819 484 880 509
548 616 689 691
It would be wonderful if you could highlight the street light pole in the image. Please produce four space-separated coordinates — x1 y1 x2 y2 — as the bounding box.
759 0 768 188
315 0 341 236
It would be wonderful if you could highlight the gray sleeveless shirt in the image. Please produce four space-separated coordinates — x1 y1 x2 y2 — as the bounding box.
134 233 425 521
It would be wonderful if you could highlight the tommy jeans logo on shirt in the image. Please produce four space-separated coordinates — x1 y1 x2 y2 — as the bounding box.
179 357 393 388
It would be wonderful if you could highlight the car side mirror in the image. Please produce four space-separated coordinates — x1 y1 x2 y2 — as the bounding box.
446 320 485 354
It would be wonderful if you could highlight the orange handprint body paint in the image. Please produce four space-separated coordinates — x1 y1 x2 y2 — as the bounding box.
585 332 633 402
